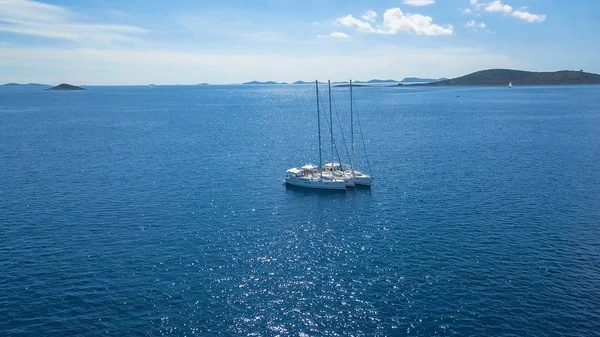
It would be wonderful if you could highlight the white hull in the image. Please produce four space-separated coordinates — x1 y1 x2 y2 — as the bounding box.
352 170 372 186
354 175 372 186
323 163 372 186
285 176 346 190
322 171 355 187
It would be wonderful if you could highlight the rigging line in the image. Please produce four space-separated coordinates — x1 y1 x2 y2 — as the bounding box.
352 94 372 175
330 89 354 172
318 88 336 159
316 81 323 178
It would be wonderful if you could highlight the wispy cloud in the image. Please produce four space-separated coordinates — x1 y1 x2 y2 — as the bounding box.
0 0 147 45
402 0 435 6
337 15 376 33
318 31 351 39
465 20 486 29
466 1 546 23
337 8 453 36
512 10 546 23
362 10 377 22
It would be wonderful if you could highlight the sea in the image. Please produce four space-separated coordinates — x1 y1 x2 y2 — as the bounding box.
1 84 599 336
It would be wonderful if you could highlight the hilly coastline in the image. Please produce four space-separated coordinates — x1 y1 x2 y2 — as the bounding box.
421 69 600 86
257 79 402 85
0 82 49 87
401 77 447 83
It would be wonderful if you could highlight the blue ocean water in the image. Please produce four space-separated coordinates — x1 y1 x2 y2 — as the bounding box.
1 84 599 336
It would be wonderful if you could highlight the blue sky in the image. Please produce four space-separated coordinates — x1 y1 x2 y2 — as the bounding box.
0 0 599 84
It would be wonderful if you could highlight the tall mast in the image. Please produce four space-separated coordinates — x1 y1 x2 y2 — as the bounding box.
316 80 322 178
328 80 333 166
350 79 354 162
350 79 355 177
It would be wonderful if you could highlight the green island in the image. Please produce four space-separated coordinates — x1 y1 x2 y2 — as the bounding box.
417 69 600 86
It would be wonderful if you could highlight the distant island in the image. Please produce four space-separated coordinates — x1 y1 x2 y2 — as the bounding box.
401 77 447 83
47 83 85 90
292 79 403 85
333 83 371 88
293 81 329 85
1 82 49 87
418 69 600 86
242 81 287 85
354 79 398 84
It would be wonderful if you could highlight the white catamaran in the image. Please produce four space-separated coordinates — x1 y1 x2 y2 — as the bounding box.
285 81 347 190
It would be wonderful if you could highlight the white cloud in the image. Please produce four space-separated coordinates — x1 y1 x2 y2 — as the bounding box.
463 8 473 14
337 8 453 36
485 1 513 13
362 10 377 22
337 15 376 33
330 31 351 39
465 20 486 28
0 0 146 45
318 31 351 39
380 8 453 35
402 0 435 6
512 11 546 22
467 1 546 23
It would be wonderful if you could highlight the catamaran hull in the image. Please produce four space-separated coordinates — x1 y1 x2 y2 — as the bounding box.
285 178 346 190
354 174 373 186
354 176 372 186
322 172 355 187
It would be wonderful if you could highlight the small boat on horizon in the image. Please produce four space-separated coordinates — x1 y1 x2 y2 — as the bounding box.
508 81 513 88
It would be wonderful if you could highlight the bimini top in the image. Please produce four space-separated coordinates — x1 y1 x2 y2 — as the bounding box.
324 162 341 169
324 162 352 170
286 167 302 175
301 164 318 171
